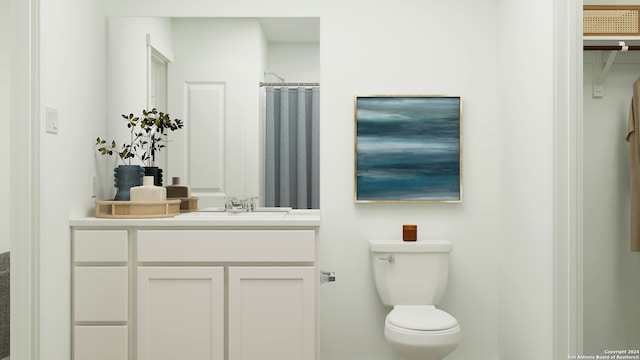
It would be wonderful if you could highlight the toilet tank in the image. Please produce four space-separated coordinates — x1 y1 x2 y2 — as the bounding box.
369 239 452 306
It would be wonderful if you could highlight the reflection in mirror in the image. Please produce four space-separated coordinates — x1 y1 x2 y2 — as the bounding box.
149 50 168 113
107 17 320 209
263 85 320 209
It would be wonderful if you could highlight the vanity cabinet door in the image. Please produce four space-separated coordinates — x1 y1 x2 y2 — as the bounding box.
137 267 225 360
228 266 316 360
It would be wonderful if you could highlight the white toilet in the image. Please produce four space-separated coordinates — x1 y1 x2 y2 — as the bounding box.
369 239 461 360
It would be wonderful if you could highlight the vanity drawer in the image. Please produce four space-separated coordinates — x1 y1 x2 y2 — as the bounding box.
74 267 128 322
74 230 128 263
137 230 315 263
74 326 128 360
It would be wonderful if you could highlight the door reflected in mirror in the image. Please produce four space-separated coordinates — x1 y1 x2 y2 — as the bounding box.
107 17 320 209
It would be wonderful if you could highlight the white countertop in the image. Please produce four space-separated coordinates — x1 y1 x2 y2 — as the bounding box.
70 209 320 228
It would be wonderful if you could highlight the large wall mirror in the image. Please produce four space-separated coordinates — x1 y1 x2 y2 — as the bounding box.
107 17 320 209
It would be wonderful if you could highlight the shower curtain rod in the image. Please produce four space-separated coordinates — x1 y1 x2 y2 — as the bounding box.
260 82 320 87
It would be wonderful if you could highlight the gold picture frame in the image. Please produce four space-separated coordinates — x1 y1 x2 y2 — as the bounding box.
354 95 462 203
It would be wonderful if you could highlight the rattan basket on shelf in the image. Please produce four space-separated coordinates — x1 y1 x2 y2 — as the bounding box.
584 5 640 36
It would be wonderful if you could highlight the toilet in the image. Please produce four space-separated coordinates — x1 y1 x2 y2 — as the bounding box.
369 239 461 360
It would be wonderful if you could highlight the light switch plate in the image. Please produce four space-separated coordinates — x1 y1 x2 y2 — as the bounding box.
45 107 59 134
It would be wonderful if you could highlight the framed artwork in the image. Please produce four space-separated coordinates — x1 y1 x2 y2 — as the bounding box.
354 95 462 202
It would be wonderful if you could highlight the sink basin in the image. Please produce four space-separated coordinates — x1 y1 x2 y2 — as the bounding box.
181 207 292 218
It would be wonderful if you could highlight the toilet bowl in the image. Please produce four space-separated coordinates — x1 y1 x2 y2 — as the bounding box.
384 305 461 360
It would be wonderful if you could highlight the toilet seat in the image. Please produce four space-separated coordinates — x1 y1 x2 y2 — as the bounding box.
388 305 458 331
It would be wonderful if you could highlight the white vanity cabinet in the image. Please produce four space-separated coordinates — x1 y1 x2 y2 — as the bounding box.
71 214 319 360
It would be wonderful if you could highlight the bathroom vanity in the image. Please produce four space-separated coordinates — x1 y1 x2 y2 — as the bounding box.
69 210 320 360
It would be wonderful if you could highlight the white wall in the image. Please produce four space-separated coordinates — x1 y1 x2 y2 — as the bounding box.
582 53 640 353
39 0 108 357
35 0 561 359
318 2 501 358
0 0 10 253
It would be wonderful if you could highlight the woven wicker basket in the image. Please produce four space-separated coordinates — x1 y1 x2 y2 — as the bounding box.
584 5 640 36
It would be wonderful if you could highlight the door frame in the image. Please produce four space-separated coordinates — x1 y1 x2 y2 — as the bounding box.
554 0 583 358
11 0 40 358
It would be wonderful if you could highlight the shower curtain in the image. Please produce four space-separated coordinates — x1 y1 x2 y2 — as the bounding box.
265 86 320 209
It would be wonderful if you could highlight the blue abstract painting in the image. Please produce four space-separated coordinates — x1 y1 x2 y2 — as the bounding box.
355 96 461 202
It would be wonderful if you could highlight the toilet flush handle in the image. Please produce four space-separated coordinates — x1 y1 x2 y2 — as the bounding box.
378 255 395 263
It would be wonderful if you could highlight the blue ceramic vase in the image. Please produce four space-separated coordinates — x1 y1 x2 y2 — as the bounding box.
114 165 144 201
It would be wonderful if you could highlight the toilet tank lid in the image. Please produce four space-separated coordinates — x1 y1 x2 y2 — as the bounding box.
369 239 452 253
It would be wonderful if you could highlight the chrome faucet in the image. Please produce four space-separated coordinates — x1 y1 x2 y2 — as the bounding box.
224 196 259 212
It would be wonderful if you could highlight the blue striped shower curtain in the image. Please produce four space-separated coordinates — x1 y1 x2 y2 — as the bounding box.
265 86 320 209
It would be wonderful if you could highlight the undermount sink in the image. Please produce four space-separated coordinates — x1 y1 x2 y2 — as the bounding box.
181 207 292 218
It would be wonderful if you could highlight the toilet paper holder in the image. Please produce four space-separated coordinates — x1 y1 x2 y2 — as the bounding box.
320 270 336 284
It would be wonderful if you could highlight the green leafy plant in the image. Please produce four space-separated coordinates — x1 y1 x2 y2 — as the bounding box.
96 112 143 165
96 108 183 166
139 108 184 166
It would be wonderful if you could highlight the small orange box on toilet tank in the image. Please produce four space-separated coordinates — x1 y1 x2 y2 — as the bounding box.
403 225 417 241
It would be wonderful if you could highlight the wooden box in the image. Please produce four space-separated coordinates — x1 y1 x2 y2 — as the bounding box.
178 197 199 212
